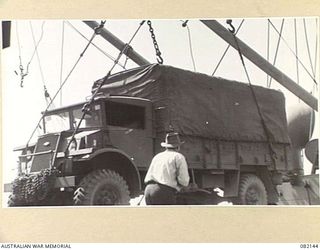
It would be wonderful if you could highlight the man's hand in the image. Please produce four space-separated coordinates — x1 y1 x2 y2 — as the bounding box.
179 183 198 192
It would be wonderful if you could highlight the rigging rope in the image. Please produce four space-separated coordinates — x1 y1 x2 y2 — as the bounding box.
15 21 23 80
266 20 270 86
307 18 318 139
212 19 244 76
268 19 284 88
15 21 46 87
314 19 318 86
181 20 197 71
64 20 146 153
268 19 318 86
303 18 316 78
294 19 300 86
227 19 276 166
25 21 106 150
123 55 129 68
59 21 65 106
65 21 126 69
29 21 52 106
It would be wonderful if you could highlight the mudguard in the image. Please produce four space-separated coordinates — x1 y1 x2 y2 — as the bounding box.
84 148 142 195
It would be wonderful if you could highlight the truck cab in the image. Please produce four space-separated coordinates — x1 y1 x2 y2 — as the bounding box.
11 95 153 206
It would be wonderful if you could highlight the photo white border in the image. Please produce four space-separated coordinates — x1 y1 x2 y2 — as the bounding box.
0 0 319 243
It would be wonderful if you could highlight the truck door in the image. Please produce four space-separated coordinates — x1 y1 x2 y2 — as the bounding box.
104 99 153 170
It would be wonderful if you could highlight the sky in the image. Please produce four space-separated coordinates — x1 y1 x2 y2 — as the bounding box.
1 18 319 186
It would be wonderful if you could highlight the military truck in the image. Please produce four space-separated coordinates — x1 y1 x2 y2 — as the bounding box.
9 64 294 206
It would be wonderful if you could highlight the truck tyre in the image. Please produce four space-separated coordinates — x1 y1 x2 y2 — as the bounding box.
73 169 130 206
238 174 268 205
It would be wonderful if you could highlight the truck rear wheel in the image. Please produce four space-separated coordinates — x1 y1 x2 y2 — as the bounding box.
74 169 130 206
238 174 267 205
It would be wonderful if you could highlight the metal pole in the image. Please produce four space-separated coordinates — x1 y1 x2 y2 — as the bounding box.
83 20 150 66
201 20 318 111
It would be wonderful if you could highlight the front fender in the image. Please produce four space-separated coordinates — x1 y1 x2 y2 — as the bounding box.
87 148 142 196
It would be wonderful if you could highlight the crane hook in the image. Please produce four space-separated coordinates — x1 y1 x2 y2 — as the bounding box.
181 20 189 27
226 19 235 33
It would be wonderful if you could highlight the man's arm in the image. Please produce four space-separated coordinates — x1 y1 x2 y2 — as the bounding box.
176 154 190 187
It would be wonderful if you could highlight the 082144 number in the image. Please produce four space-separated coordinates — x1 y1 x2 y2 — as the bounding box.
300 244 319 248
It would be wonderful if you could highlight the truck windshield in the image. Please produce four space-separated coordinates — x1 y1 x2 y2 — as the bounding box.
72 105 102 129
44 111 70 133
44 104 102 133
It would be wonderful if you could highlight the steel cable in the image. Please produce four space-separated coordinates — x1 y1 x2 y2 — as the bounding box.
64 20 146 153
268 19 284 88
30 22 48 98
25 21 106 149
303 18 316 78
266 20 270 85
59 21 65 106
212 19 244 76
181 21 197 71
66 21 126 69
294 19 300 86
227 19 276 166
268 19 318 86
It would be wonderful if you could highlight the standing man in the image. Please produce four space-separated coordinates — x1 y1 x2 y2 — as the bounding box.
144 132 190 205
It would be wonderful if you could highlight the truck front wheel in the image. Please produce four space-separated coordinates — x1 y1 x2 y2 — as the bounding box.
74 169 130 205
238 174 267 205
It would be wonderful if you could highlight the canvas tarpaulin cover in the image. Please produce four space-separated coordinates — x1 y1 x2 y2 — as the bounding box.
93 64 290 144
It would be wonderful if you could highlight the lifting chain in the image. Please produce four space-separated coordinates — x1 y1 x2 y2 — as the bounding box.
147 20 163 64
9 168 58 206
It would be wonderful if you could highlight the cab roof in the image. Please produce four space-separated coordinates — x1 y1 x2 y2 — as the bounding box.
43 95 151 114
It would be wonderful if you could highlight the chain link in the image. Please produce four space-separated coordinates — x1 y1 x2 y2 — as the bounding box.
147 20 163 64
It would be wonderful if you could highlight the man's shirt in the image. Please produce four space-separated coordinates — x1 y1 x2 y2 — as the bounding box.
144 149 190 191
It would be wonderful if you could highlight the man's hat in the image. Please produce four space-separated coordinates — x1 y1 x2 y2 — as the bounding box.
161 132 184 148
